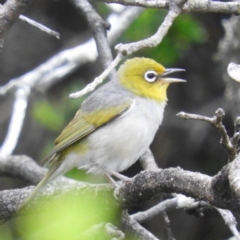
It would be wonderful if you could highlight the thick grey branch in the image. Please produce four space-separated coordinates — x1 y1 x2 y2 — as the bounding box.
0 155 45 184
2 157 240 220
118 164 240 214
0 155 79 186
228 155 240 197
139 148 158 170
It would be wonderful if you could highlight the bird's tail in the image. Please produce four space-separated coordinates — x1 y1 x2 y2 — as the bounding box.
18 162 61 212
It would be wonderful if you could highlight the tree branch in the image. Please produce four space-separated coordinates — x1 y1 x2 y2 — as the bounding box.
0 0 35 49
216 208 240 240
0 155 78 185
0 87 30 156
122 211 160 240
177 108 238 161
139 148 158 171
19 15 60 39
97 0 240 14
2 155 240 221
69 0 114 74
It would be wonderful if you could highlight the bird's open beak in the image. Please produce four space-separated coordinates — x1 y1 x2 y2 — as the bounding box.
159 68 186 83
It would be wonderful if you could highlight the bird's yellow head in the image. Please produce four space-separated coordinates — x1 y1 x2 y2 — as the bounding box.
118 57 185 102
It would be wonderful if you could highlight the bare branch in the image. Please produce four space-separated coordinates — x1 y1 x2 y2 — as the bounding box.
139 148 158 171
132 193 239 240
0 87 30 156
19 15 60 39
133 197 181 222
177 109 237 161
0 0 35 49
96 0 168 8
97 0 240 14
69 0 114 73
0 155 79 185
132 195 205 223
115 1 183 56
162 211 175 240
118 167 240 214
70 53 124 98
228 155 240 197
2 157 240 224
216 208 240 240
122 212 160 240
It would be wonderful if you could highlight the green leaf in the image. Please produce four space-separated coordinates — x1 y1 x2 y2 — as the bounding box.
31 100 66 132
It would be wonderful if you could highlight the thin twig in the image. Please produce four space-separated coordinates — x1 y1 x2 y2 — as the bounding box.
132 195 196 223
162 211 175 240
122 212 160 240
19 15 60 39
177 108 237 161
69 53 124 98
115 2 183 55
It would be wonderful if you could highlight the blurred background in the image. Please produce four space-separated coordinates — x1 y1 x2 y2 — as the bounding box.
0 0 240 239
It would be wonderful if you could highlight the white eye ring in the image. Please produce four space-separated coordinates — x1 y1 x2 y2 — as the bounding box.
144 71 158 82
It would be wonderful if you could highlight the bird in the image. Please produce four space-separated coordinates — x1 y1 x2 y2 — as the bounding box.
20 57 185 210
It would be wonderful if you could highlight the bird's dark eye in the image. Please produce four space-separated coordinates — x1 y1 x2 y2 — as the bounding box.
144 71 158 82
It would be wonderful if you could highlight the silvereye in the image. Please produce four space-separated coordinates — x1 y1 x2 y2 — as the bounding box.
21 57 185 208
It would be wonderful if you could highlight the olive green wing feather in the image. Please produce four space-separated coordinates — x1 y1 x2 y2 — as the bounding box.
42 94 134 164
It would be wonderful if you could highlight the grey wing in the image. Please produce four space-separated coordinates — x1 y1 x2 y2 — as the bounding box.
81 80 134 114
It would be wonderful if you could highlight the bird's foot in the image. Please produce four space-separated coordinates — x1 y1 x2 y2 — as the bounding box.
105 171 131 200
106 174 119 187
108 171 130 182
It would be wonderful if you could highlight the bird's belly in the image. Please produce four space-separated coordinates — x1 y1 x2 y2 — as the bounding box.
84 98 165 174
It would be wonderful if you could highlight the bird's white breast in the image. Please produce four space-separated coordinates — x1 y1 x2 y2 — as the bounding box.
83 97 166 174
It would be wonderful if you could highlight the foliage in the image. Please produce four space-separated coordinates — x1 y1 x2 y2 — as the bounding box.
15 189 121 240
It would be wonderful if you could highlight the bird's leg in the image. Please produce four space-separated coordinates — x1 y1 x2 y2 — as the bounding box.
90 161 130 183
105 174 119 186
106 170 130 182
